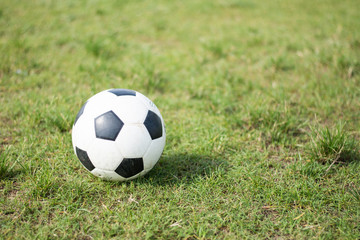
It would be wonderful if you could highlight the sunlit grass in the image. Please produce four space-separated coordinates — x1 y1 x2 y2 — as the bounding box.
1 0 360 239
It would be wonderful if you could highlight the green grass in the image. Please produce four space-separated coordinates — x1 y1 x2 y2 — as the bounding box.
1 0 360 239
309 123 360 165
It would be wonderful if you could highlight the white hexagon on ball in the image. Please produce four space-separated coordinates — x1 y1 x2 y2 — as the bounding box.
71 89 166 181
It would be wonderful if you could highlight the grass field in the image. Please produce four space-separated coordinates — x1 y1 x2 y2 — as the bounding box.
1 0 360 239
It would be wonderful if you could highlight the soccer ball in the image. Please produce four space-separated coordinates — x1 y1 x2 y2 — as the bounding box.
71 89 166 181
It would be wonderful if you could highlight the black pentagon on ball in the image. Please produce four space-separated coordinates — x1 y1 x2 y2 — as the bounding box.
144 110 163 140
115 158 144 178
74 101 87 125
95 111 124 141
76 147 95 171
108 89 136 96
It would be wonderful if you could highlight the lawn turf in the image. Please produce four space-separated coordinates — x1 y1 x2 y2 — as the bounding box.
1 0 360 239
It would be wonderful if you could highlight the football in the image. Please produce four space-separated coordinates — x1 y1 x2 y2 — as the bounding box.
71 89 166 181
